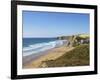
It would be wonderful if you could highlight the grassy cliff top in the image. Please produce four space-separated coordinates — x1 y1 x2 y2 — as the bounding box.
57 34 89 39
78 34 89 38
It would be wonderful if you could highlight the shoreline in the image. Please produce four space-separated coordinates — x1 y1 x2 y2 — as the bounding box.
23 45 74 68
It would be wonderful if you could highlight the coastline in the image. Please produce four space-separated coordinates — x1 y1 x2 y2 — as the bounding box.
23 45 74 68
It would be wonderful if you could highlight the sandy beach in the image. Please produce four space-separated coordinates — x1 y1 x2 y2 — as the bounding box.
23 45 74 68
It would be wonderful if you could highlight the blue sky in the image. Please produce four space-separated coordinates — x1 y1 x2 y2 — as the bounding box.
23 11 89 38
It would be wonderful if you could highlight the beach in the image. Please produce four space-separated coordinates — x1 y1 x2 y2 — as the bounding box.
23 45 74 68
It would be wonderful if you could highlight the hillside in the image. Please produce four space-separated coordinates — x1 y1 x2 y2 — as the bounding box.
40 44 89 67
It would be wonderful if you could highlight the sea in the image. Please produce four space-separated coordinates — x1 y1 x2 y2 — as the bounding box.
23 38 67 57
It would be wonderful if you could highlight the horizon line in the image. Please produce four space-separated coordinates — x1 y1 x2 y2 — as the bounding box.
23 33 89 38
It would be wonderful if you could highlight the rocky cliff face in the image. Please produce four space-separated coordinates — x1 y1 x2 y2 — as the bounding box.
57 34 89 47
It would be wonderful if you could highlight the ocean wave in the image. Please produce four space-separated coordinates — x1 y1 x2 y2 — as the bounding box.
23 40 67 56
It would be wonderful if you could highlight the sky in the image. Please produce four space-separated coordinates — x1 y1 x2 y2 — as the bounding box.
23 11 89 38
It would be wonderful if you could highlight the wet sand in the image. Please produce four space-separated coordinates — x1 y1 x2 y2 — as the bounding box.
23 45 74 68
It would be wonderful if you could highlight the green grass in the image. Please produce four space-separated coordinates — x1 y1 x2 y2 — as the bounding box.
79 34 89 38
42 44 89 67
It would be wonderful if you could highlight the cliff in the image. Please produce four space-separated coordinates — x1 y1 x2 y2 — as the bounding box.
57 34 89 47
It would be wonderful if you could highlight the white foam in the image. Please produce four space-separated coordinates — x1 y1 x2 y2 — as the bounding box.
23 40 67 56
